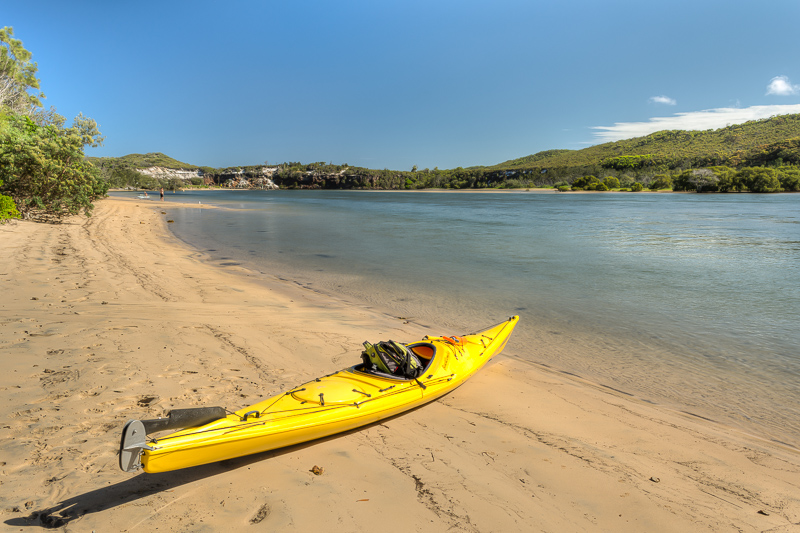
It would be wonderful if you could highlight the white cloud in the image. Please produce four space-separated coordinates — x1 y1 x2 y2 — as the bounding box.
766 76 800 96
591 104 800 143
649 95 676 105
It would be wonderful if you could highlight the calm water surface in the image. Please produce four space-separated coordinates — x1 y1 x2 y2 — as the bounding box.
118 190 800 446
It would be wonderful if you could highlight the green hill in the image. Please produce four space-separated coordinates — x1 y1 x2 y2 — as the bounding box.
487 113 800 172
88 152 196 170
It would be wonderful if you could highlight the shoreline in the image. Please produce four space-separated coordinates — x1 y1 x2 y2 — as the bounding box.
111 187 799 195
2 197 799 531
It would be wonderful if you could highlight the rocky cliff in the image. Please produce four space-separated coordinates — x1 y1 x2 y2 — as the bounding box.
211 167 279 189
137 166 279 189
137 166 205 180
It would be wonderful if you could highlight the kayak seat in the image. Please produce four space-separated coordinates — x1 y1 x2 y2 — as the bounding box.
409 344 435 375
409 343 434 362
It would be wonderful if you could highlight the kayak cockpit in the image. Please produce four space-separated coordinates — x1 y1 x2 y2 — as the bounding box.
353 342 437 380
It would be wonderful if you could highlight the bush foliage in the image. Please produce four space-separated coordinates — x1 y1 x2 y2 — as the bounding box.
0 114 107 220
1 26 106 221
0 178 20 222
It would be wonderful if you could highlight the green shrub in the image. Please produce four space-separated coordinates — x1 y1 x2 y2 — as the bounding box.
778 169 800 191
673 169 719 192
556 185 570 192
0 114 107 220
737 167 782 192
649 174 673 190
710 167 741 192
571 175 601 190
602 176 620 189
630 182 644 192
0 179 20 222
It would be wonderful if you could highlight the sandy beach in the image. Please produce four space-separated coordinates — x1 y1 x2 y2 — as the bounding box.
1 197 799 532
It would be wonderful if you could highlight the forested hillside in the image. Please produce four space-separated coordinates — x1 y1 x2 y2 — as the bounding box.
488 114 800 172
93 114 800 192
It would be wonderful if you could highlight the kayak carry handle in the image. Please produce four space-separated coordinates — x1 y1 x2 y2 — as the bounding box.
241 410 260 421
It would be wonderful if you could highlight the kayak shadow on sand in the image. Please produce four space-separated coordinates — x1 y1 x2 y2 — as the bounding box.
3 451 266 529
3 403 435 529
3 432 339 529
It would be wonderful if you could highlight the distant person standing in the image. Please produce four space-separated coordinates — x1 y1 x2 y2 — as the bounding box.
160 187 164 200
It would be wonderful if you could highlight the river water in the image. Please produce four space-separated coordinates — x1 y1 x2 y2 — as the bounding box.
118 189 800 446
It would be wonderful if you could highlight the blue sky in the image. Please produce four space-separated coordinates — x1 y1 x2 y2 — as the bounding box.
5 0 800 170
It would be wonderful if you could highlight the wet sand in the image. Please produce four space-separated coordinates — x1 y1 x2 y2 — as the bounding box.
1 197 798 531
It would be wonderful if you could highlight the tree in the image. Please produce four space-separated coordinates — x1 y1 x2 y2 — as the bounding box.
72 112 105 147
0 27 106 221
737 167 782 193
618 174 635 188
778 168 800 191
0 26 44 115
601 154 653 171
602 176 620 189
649 174 672 190
630 182 644 192
0 114 108 221
166 177 183 191
572 175 600 190
673 169 719 192
709 166 740 192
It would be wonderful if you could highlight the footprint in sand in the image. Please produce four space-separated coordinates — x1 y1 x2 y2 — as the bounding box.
136 395 159 408
77 386 106 399
39 369 80 388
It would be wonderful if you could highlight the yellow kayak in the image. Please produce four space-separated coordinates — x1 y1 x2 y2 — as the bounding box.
119 316 519 473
